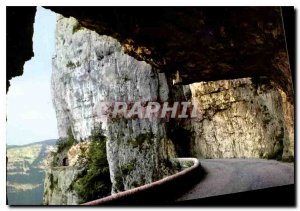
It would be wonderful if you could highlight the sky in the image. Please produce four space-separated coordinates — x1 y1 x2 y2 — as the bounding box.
6 7 58 145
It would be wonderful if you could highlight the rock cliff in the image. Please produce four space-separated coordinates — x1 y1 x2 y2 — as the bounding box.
189 78 294 160
47 16 177 204
43 167 81 205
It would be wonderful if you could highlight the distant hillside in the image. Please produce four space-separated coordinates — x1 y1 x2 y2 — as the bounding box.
7 139 57 149
7 139 57 205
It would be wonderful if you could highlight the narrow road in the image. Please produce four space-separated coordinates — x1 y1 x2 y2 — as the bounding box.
176 159 294 201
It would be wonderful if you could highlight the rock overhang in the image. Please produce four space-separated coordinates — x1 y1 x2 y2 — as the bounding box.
6 6 294 102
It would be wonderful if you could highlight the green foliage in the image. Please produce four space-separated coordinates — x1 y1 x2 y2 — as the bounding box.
57 127 76 153
183 161 194 168
129 132 154 148
119 75 130 83
49 173 54 190
72 22 84 34
265 151 281 160
265 128 284 160
130 177 146 189
123 75 130 82
49 173 58 190
70 128 111 203
172 160 182 171
163 159 181 171
282 155 294 163
114 174 124 192
66 61 76 69
51 156 59 167
66 61 81 70
120 161 135 175
51 127 76 167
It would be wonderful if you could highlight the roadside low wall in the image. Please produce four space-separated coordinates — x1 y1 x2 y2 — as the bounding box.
82 158 203 205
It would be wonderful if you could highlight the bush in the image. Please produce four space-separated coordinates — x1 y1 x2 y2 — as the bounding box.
265 135 284 160
71 128 111 203
282 155 294 163
57 127 76 153
66 61 76 69
251 76 273 91
129 132 154 148
121 162 135 175
49 173 54 190
72 22 84 34
51 127 76 167
114 174 124 192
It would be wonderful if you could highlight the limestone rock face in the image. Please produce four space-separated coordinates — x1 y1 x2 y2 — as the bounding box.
67 142 90 167
278 89 294 158
190 78 294 160
50 15 176 200
43 167 81 205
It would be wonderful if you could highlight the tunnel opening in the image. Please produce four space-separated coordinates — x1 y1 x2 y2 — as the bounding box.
62 157 69 166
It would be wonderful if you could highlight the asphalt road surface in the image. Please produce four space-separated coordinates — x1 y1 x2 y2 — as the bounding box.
176 159 294 201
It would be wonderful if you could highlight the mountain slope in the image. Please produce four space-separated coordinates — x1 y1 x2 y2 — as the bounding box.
7 139 57 205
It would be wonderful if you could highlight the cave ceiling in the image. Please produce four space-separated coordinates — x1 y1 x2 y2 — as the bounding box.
6 6 293 101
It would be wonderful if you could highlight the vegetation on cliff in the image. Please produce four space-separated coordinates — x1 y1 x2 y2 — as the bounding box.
51 127 76 167
57 127 76 153
70 127 111 203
